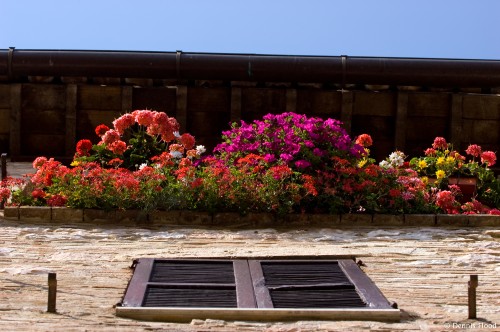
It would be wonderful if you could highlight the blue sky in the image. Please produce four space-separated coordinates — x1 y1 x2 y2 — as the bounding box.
1 0 499 59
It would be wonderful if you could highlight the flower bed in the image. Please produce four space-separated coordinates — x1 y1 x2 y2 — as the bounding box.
1 110 500 221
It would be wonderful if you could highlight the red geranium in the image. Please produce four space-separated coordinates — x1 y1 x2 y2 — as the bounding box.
76 139 93 156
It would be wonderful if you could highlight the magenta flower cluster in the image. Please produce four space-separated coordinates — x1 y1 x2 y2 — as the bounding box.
214 112 364 171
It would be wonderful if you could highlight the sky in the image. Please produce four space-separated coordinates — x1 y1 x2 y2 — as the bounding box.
1 0 500 59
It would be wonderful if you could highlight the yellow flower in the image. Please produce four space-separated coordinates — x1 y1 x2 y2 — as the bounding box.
70 160 80 167
435 170 446 179
357 159 367 168
446 156 455 164
418 160 428 169
421 176 429 185
436 157 445 166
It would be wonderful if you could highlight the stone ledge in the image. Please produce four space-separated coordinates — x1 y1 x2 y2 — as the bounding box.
2 206 500 227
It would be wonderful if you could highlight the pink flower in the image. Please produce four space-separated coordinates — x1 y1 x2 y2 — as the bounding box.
113 114 135 135
0 187 11 200
295 160 312 169
465 144 482 158
436 190 456 211
424 148 436 156
102 129 120 145
432 137 448 150
488 209 500 215
134 110 155 126
481 151 496 167
153 112 169 129
32 156 48 169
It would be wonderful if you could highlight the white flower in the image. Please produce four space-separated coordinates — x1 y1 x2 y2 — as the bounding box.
379 160 390 169
196 145 206 155
170 151 183 159
139 163 148 170
389 151 405 167
173 131 181 138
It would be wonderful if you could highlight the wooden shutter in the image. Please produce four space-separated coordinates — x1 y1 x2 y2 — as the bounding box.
117 258 400 322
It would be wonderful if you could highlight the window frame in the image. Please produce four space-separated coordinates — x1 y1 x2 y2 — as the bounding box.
117 258 400 322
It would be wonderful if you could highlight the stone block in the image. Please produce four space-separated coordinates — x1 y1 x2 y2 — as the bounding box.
51 207 83 223
340 214 373 226
149 210 181 225
115 210 148 224
372 214 404 226
3 206 19 220
404 214 436 226
19 206 51 222
467 215 500 227
305 214 341 226
179 211 212 225
435 214 469 227
83 209 116 223
212 212 242 226
238 212 276 227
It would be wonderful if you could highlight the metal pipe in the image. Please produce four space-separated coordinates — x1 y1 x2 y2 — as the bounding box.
2 49 500 87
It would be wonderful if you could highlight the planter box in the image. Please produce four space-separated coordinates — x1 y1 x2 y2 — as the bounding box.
3 206 19 220
340 214 373 225
115 210 148 224
2 206 499 227
19 206 51 222
435 214 469 227
149 210 182 225
466 214 500 227
52 207 83 223
179 211 212 225
404 214 436 226
84 209 116 223
372 214 404 226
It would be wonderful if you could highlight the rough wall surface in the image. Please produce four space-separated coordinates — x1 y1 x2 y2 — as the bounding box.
0 216 498 331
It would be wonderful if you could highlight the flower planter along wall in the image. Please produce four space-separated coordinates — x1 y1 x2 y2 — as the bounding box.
1 110 499 217
3 206 500 227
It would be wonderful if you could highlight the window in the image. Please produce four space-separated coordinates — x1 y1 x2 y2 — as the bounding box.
116 258 400 322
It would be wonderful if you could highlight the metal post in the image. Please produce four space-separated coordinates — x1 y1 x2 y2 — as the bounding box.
468 275 478 319
1 153 6 180
47 273 57 313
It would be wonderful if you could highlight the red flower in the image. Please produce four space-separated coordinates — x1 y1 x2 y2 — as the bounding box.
355 134 373 147
47 194 67 207
95 124 110 137
76 139 93 156
108 140 127 155
107 158 123 167
389 189 401 197
301 174 318 196
180 133 196 150
31 189 46 199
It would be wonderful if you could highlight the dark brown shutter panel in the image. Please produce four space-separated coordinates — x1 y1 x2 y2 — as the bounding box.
250 260 367 308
